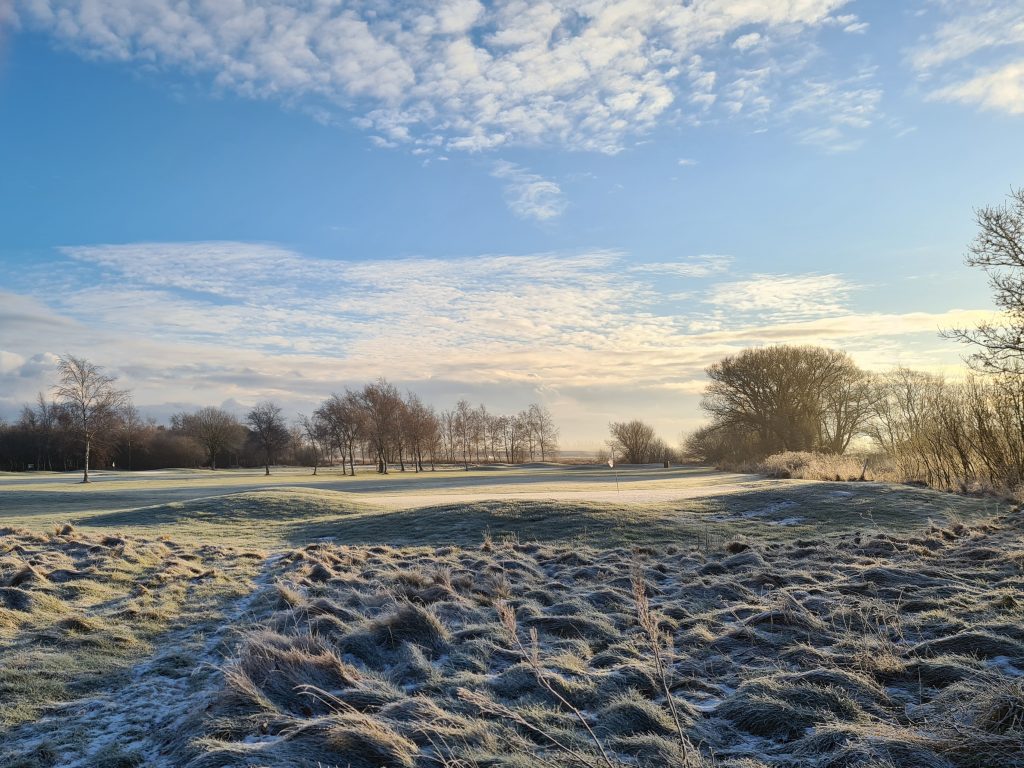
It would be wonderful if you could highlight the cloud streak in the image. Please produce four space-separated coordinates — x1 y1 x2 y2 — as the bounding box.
910 1 1024 116
0 242 992 443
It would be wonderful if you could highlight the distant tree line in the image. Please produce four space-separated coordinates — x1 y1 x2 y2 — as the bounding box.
0 359 560 478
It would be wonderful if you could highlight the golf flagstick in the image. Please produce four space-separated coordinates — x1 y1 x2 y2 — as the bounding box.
608 452 620 493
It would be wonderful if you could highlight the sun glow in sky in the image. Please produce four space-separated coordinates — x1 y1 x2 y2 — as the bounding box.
1 0 1023 447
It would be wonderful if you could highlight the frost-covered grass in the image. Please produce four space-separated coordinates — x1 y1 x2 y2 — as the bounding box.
0 474 1020 767
0 525 262 729
7 510 1019 767
0 466 1009 549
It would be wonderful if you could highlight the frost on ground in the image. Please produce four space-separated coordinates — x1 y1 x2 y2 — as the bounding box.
0 526 264 766
2 511 1024 767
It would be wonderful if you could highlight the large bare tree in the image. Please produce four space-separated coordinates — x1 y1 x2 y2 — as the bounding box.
945 187 1024 372
246 401 289 476
701 345 869 458
315 392 363 475
52 355 128 483
608 419 660 464
359 380 403 474
527 403 559 461
175 406 244 469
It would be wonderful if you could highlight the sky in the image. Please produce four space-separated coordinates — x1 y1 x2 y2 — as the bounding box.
0 0 1022 449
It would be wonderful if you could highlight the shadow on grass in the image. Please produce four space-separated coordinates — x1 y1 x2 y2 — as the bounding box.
70 488 373 530
280 499 728 548
280 484 1012 548
49 482 1009 549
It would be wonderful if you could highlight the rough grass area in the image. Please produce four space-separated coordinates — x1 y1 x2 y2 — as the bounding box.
5 511 1014 767
0 525 263 741
0 478 1020 767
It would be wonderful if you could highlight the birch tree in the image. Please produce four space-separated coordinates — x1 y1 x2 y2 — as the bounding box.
53 355 128 483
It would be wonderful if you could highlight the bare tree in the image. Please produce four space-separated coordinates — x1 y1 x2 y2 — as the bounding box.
174 406 244 470
52 355 128 483
455 399 473 470
403 392 439 472
701 345 868 459
608 419 660 464
527 403 559 461
297 413 329 475
315 392 362 475
121 400 142 471
246 401 289 476
360 379 403 474
945 187 1024 372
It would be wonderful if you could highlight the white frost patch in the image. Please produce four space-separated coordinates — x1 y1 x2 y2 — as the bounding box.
708 500 804 525
988 655 1024 677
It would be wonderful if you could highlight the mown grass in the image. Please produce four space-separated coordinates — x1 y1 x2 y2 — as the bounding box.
0 478 1009 550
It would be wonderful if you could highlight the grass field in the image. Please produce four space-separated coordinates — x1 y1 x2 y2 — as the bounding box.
1 465 1021 767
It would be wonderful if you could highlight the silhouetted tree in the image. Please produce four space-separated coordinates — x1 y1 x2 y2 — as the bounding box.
608 419 660 464
121 400 142 471
360 380 403 474
945 187 1024 372
701 345 869 459
298 413 330 475
527 403 559 461
246 401 289 476
175 406 244 469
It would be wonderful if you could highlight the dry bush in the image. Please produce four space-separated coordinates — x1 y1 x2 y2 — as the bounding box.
743 451 902 482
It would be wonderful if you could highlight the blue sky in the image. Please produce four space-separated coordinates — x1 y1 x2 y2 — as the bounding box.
1 0 1022 447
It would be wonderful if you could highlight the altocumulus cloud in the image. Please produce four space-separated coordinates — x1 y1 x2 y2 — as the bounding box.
10 0 888 153
0 242 995 438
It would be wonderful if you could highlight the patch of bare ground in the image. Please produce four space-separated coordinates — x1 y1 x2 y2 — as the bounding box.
45 509 1012 768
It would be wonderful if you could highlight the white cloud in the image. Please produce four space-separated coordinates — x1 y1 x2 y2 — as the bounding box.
491 161 566 221
677 157 698 166
629 254 732 278
930 60 1024 114
0 242 991 442
0 350 26 375
732 32 763 52
704 274 855 319
910 2 1024 116
786 68 883 152
15 0 864 153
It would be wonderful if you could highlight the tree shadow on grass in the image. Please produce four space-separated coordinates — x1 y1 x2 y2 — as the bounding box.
67 489 373 530
279 499 727 548
281 484 1010 548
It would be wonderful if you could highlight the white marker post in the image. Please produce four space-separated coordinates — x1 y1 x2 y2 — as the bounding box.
608 452 620 493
